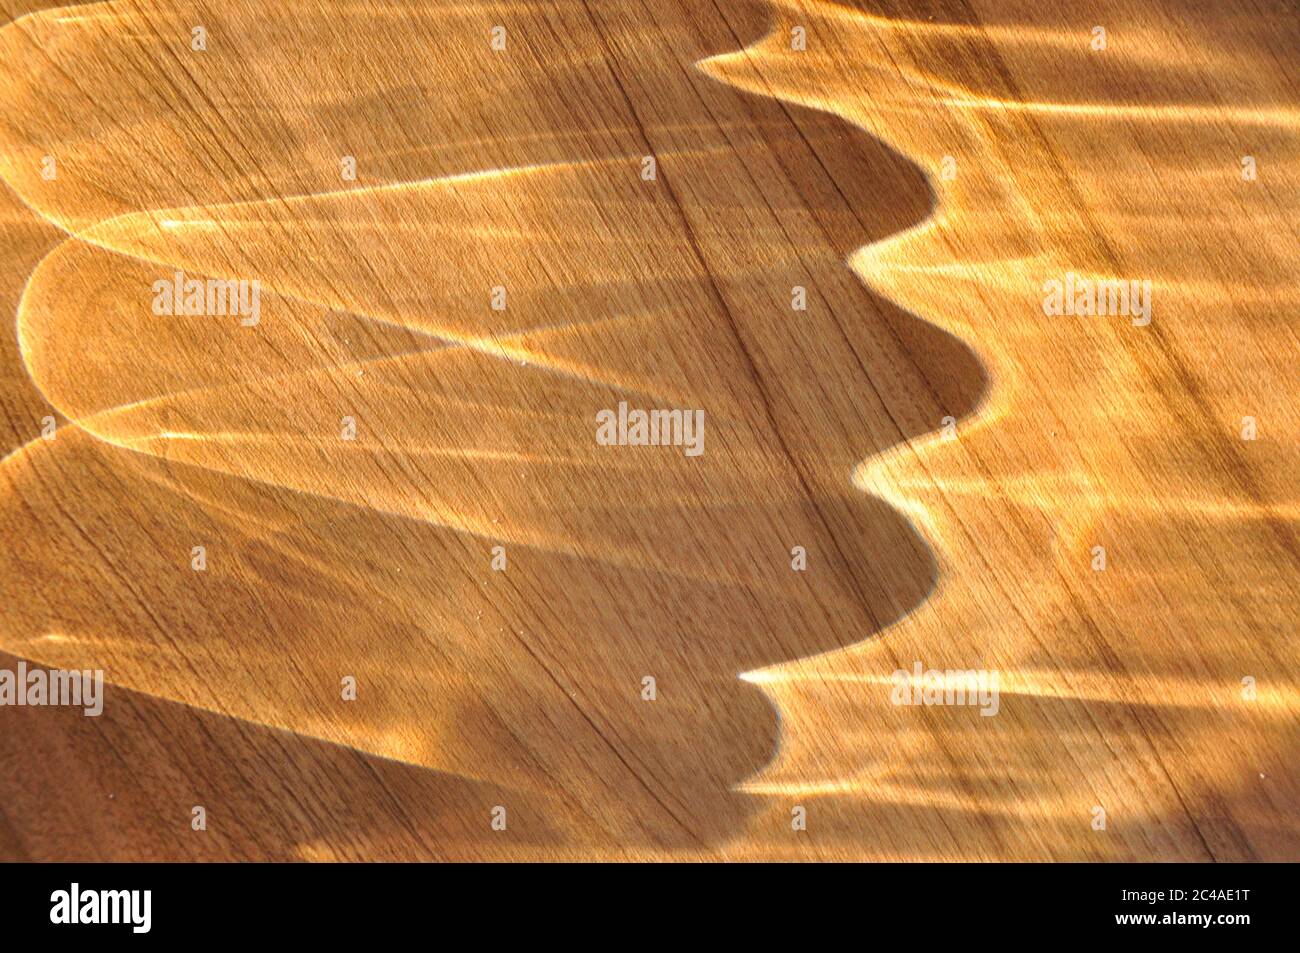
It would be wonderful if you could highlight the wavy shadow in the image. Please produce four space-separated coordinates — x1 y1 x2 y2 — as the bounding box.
0 0 987 852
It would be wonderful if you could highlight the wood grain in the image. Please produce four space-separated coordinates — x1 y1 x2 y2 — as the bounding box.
0 0 1294 860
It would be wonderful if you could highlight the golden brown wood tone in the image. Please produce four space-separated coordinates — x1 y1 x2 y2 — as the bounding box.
0 0 1295 860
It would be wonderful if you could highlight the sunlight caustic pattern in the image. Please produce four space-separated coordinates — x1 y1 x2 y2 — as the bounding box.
703 0 1299 859
0 0 1295 859
0 0 958 857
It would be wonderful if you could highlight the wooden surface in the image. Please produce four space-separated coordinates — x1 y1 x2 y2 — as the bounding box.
0 0 1295 860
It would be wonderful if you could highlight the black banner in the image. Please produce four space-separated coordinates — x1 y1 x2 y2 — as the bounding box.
0 862 1286 942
